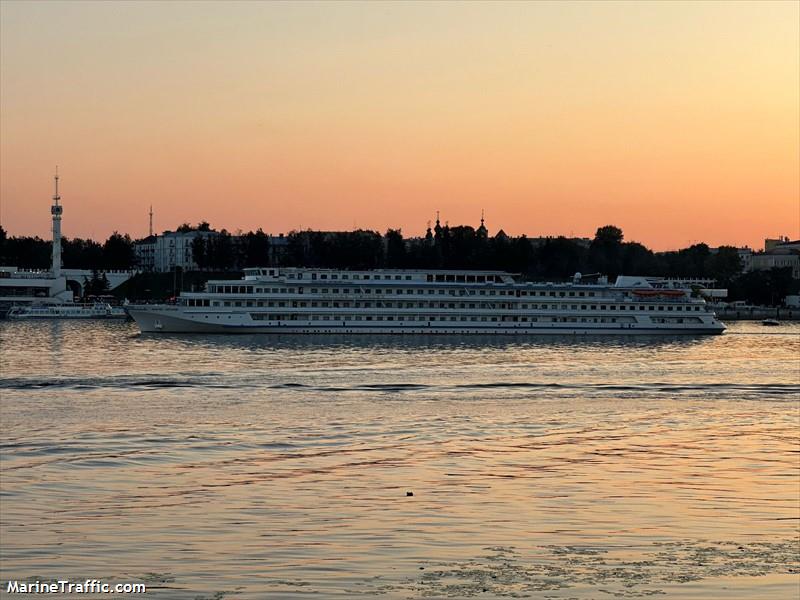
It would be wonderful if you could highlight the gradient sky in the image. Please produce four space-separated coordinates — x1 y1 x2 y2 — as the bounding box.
1 0 798 250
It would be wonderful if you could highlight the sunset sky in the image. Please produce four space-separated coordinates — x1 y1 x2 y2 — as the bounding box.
1 0 798 250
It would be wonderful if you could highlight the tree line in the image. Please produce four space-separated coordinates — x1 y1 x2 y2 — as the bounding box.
282 225 747 284
0 227 136 270
1 223 796 304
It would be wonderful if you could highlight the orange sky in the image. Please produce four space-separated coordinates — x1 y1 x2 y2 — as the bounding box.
1 1 798 250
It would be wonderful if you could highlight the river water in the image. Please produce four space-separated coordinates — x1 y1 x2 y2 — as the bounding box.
0 320 798 599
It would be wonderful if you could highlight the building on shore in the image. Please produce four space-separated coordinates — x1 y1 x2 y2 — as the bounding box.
134 228 289 272
0 172 135 314
735 237 800 279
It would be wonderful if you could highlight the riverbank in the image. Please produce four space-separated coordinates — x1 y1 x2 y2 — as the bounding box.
713 307 799 321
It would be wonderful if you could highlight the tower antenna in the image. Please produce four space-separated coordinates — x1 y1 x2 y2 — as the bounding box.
53 166 60 204
50 167 63 277
149 205 154 237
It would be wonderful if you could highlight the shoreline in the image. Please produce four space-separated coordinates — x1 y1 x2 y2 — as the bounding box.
713 307 799 321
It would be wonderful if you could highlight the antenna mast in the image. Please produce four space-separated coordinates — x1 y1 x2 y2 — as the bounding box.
50 167 63 277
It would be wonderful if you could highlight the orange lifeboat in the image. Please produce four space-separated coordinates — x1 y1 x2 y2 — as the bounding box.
632 289 659 297
660 289 685 297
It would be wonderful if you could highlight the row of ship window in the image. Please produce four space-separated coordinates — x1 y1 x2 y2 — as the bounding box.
204 285 637 298
278 272 505 283
184 298 703 311
247 314 699 324
251 314 611 323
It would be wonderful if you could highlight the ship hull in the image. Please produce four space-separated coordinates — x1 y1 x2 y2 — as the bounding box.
128 308 725 335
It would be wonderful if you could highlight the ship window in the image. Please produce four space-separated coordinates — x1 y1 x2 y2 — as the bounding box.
559 292 565 297
321 274 327 279
648 306 654 311
456 275 465 282
578 292 585 297
436 275 445 282
658 306 664 311
610 305 616 310
332 274 338 279
405 275 412 280
364 275 370 280
569 292 575 296
667 306 673 311
396 275 402 280
477 276 485 283
589 292 595 297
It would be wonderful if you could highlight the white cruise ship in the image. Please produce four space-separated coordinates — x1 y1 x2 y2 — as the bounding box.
127 268 725 335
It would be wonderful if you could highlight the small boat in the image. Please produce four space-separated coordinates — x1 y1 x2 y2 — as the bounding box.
762 319 780 326
7 302 127 320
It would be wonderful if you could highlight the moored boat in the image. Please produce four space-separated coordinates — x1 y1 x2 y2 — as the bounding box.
7 302 127 320
127 268 726 335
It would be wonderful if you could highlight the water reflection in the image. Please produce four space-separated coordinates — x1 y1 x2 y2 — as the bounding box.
136 330 713 352
0 320 797 599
